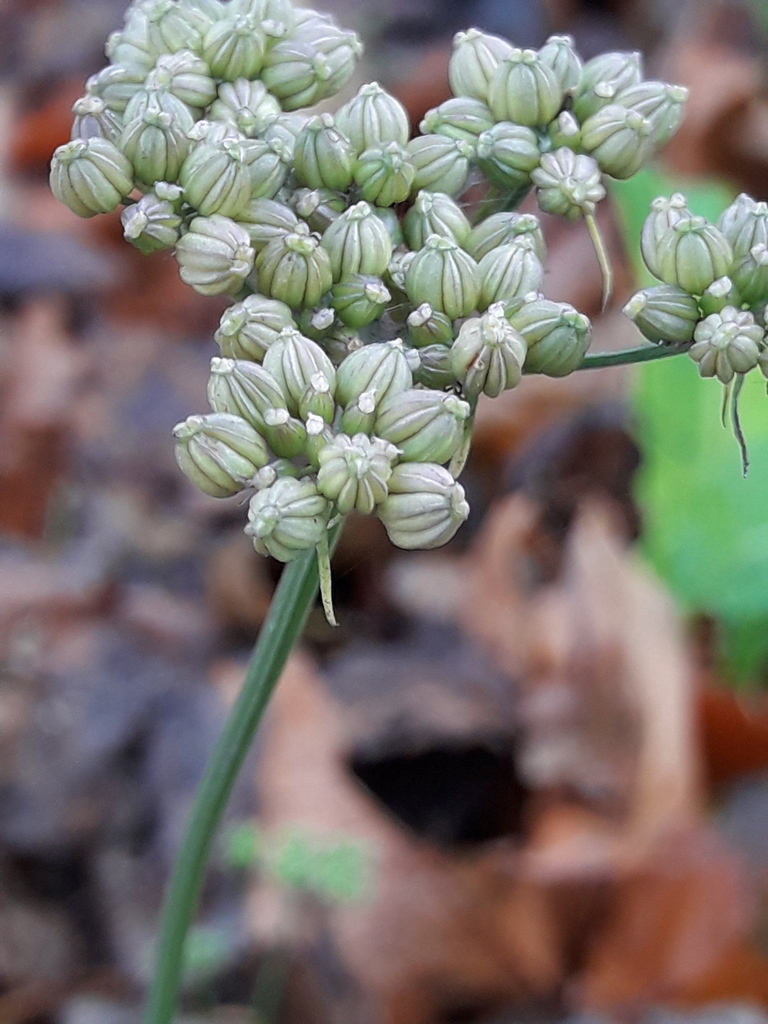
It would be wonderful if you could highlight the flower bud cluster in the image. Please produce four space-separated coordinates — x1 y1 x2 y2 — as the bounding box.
623 194 768 385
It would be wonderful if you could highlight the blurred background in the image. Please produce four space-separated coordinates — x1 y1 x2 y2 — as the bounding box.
2 0 768 1022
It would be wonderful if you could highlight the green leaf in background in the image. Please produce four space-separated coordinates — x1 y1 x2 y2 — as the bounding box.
612 168 768 684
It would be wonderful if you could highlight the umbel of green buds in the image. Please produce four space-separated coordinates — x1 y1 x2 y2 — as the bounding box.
688 307 764 384
405 235 480 319
316 433 399 515
377 463 470 550
173 412 268 498
450 303 527 398
175 215 254 296
622 285 700 346
374 388 470 464
50 137 134 218
245 478 330 562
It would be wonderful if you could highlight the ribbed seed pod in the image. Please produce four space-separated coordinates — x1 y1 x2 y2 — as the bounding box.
214 293 296 361
477 238 545 308
640 193 692 279
179 136 252 218
580 104 654 180
508 297 592 376
237 197 300 252
688 307 764 384
255 231 334 309
538 34 582 93
407 135 473 198
331 275 391 328
334 82 410 152
448 28 515 103
206 357 287 431
420 97 495 145
612 81 689 147
262 327 337 416
572 50 643 122
122 190 183 253
173 412 269 497
202 13 266 79
406 303 455 348
488 49 564 126
405 235 481 319
377 463 470 550
335 339 413 409
147 50 217 109
465 211 546 262
49 137 134 218
245 478 330 562
209 78 281 137
353 142 415 208
403 191 471 251
449 303 527 398
175 215 254 296
531 148 605 219
320 201 393 281
374 388 470 464
71 95 123 143
294 114 356 191
118 97 193 186
316 434 399 515
622 285 701 345
655 217 733 296
476 122 540 191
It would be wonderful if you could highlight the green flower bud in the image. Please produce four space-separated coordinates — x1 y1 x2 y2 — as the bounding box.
375 388 470 464
88 63 146 115
118 98 193 187
420 97 495 144
478 237 545 309
50 137 133 218
406 303 455 348
717 194 765 251
531 148 605 219
251 459 300 491
320 201 393 281
175 214 254 296
256 231 334 308
202 13 266 80
262 327 337 415
291 187 348 233
622 284 701 345
296 304 337 342
656 216 733 296
241 137 291 200
334 82 410 153
207 356 287 431
508 297 592 376
173 412 269 497
546 110 581 150
121 190 183 253
148 50 217 109
294 113 356 191
71 95 123 143
264 112 309 149
537 34 582 93
372 205 405 247
322 326 364 368
340 389 378 435
377 463 469 550
406 135 473 198
143 0 206 58
640 193 692 279
260 39 330 111
405 235 480 319
214 293 296 360
122 80 196 127
317 433 399 514
209 78 281 137
261 407 308 457
245 477 331 562
476 122 540 191
465 211 546 262
237 197 300 251
304 413 336 468
613 80 689 147
290 12 363 100
689 306 763 383
233 0 296 31
488 48 564 127
572 50 643 122
299 372 336 423
449 302 527 397
730 243 768 306
413 344 457 390
403 191 471 251
385 248 416 298
335 339 413 409
354 142 415 208
105 21 156 72
580 104 654 180
448 28 515 103
330 274 391 328
699 276 742 317
179 136 253 218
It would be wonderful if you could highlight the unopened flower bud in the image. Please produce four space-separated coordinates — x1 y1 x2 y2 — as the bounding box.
331 274 391 328
354 141 415 208
320 201 393 281
730 243 768 306
405 235 480 319
478 238 544 308
238 197 300 252
214 293 296 361
622 285 700 345
334 82 410 152
207 357 288 434
449 28 515 103
547 110 581 150
450 303 527 397
262 327 337 416
476 122 540 191
403 191 471 251
572 50 643 122
717 194 766 252
407 135 474 198
341 389 378 435
488 48 564 126
465 211 546 262
71 95 122 143
335 339 413 409
210 78 281 137
261 407 308 458
149 49 217 109
122 190 182 253
245 478 330 562
509 297 592 376
406 303 455 348
299 372 336 423
537 34 582 93
377 463 469 550
203 13 266 80
413 345 457 390
689 306 763 383
291 187 348 233
317 433 398 514
304 413 335 468
640 193 692 279
173 412 269 497
290 11 362 100
87 63 146 114
50 137 133 218
613 80 689 147
180 136 253 218
175 215 254 296
531 148 605 219
699 276 742 318
580 104 654 180
119 98 193 186
256 231 334 308
375 388 470 464
294 113 356 192
656 216 733 296
420 97 495 144
260 39 329 110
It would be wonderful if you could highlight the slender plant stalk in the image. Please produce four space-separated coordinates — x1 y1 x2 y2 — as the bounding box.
144 521 342 1024
576 341 691 370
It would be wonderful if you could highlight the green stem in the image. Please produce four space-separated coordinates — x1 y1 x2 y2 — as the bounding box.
143 523 342 1024
576 341 692 370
